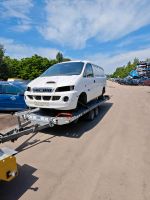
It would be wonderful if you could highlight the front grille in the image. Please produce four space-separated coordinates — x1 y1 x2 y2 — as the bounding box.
34 96 41 100
33 88 53 93
27 95 60 102
27 95 33 100
52 96 60 101
43 96 51 101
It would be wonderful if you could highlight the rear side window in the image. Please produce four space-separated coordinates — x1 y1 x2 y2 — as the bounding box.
92 64 104 77
83 63 94 77
3 84 21 95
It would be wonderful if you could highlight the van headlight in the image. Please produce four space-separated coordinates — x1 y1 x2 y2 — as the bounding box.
55 86 74 92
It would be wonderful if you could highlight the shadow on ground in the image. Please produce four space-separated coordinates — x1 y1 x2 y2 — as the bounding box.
0 164 38 200
0 113 17 131
16 102 113 152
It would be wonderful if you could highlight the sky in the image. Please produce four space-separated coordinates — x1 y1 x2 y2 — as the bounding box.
0 0 150 74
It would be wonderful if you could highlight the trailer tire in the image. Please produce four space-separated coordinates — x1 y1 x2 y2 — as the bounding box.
86 109 95 121
94 107 99 117
72 118 79 124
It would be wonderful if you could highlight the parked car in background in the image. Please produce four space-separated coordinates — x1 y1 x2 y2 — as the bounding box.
7 78 24 82
114 78 122 83
143 78 150 86
0 81 27 111
7 78 30 85
117 77 133 85
138 77 149 85
130 78 140 85
25 61 106 110
117 76 144 86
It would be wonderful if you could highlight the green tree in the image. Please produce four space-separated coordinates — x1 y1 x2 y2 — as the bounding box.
0 44 4 65
0 44 9 80
127 61 131 67
111 58 141 78
133 57 139 65
4 56 20 78
0 45 72 80
63 58 71 62
18 54 51 80
56 52 63 63
146 58 150 62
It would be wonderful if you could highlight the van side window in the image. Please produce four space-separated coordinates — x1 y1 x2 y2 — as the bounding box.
92 64 104 77
83 63 94 77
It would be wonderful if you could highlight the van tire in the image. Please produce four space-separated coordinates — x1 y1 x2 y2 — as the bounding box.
77 92 87 108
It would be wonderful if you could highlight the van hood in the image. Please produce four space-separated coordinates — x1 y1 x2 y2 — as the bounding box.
28 76 80 88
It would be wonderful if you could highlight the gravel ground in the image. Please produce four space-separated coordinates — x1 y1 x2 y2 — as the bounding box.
0 81 150 200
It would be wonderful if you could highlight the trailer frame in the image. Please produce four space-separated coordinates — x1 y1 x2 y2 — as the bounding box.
0 95 110 144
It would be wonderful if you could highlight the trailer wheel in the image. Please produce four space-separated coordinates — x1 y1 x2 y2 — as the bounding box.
94 107 99 117
72 118 79 124
86 109 95 121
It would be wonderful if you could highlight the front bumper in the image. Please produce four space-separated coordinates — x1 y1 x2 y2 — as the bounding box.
24 91 79 110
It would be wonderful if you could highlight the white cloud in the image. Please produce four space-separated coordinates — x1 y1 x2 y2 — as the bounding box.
117 33 150 48
11 21 32 32
38 0 150 49
0 0 33 31
88 47 150 74
0 37 59 59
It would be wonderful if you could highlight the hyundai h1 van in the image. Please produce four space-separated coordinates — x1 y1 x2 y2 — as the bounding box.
25 61 106 110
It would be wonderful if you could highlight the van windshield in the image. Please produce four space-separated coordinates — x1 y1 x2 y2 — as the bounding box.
41 62 84 76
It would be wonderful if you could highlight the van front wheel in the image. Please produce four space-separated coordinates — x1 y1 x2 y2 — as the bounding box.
77 92 87 108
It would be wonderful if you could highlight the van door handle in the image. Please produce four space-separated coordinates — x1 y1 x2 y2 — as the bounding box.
94 80 96 83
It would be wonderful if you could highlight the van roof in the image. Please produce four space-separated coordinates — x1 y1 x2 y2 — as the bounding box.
60 60 89 64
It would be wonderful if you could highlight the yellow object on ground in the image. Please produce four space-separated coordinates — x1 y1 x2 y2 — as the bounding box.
0 148 18 182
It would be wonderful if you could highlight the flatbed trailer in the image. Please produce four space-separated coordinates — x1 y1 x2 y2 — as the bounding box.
0 95 110 181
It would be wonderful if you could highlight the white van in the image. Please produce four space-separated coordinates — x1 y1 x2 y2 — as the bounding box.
25 61 106 110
